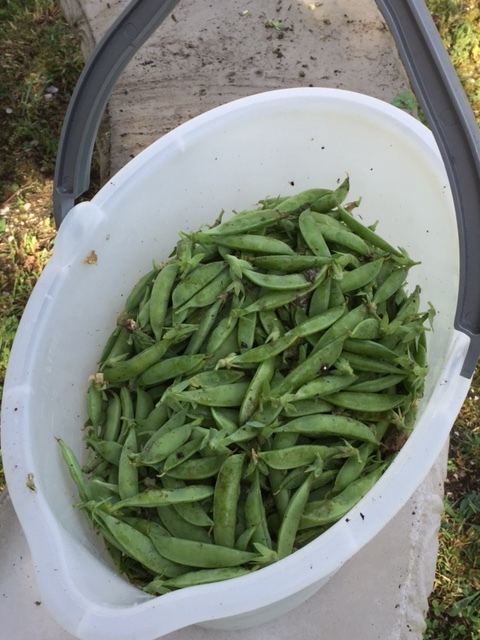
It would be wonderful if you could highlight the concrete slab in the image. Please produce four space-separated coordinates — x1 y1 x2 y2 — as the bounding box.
0 1 447 638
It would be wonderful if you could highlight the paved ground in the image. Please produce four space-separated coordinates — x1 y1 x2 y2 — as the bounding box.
0 1 447 638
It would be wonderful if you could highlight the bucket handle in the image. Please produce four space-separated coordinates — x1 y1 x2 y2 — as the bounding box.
52 0 181 225
374 0 480 377
53 0 480 378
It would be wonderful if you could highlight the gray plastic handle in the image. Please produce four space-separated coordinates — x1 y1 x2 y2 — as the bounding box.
53 0 480 377
374 0 480 377
53 0 181 226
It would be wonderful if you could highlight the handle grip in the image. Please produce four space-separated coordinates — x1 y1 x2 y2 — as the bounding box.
374 0 480 377
53 0 181 227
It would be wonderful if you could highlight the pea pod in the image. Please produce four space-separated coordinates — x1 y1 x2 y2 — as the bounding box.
298 209 331 258
241 268 311 292
147 263 178 341
170 382 251 408
323 391 407 413
339 258 385 293
275 414 378 444
199 233 295 256
276 473 313 559
203 209 283 236
251 254 331 272
258 444 352 470
337 206 403 257
156 504 212 544
171 261 226 309
213 454 245 548
148 522 260 568
299 465 386 528
110 485 215 512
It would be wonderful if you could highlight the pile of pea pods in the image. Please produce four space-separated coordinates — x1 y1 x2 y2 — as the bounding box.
59 176 434 594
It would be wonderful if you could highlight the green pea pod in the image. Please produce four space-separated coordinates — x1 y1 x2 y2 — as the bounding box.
84 436 123 466
203 209 282 236
276 473 313 559
231 333 298 366
337 206 403 257
308 277 331 317
136 354 207 387
291 374 358 401
188 369 245 388
134 387 155 421
313 303 369 353
149 263 179 341
100 326 133 367
161 567 252 589
164 455 229 480
373 266 409 304
241 268 311 291
349 317 381 340
57 438 91 502
251 254 331 272
184 297 224 355
299 465 386 528
102 335 175 383
156 504 212 544
102 391 122 441
309 176 350 213
170 382 251 408
259 444 352 471
118 424 139 500
161 437 205 474
199 233 295 256
316 222 371 256
245 468 272 550
275 189 333 214
124 268 158 313
282 398 334 417
148 522 260 568
95 510 186 577
323 391 407 413
239 357 276 425
275 413 378 444
110 485 215 512
136 401 171 437
343 338 399 361
173 499 214 529
239 277 321 314
348 374 406 393
272 335 346 395
86 379 104 428
290 304 346 339
205 314 239 354
341 352 406 375
174 268 231 315
213 454 245 548
135 423 193 466
333 420 390 492
339 258 385 293
237 311 257 351
298 209 331 258
171 261 226 309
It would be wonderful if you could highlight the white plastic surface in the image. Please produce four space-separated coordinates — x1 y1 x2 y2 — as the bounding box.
1 88 472 640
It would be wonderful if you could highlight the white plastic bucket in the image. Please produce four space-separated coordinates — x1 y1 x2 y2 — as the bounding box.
1 88 472 640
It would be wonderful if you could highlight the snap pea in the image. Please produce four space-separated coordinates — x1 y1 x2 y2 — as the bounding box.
299 465 386 528
86 379 104 428
136 353 207 387
337 206 403 257
149 263 179 341
245 468 272 550
324 391 407 413
276 473 313 559
258 444 351 470
102 391 122 441
57 438 91 502
298 209 331 258
201 233 295 256
156 504 212 544
342 338 399 361
174 268 231 316
95 510 186 577
348 374 406 393
171 261 226 309
170 382 251 408
118 424 139 500
203 209 283 236
239 357 276 425
373 266 409 305
148 522 260 568
251 254 331 272
164 455 229 480
134 423 193 466
339 258 384 293
125 268 158 313
237 311 257 351
275 414 378 444
290 374 358 401
213 454 245 548
241 268 311 292
110 485 215 512
156 566 252 590
308 277 331 317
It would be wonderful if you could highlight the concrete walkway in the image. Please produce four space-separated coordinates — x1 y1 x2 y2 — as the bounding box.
0 1 447 638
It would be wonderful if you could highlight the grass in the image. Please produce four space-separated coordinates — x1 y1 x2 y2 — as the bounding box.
0 0 479 635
